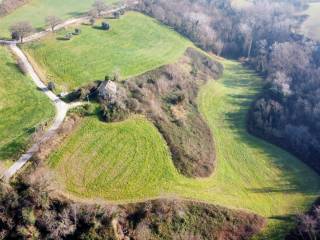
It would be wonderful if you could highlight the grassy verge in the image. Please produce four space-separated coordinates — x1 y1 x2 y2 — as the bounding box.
0 0 118 38
47 59 320 239
0 46 54 172
23 12 192 92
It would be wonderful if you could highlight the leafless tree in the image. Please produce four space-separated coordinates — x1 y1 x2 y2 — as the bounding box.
92 0 107 16
45 15 62 31
9 21 33 43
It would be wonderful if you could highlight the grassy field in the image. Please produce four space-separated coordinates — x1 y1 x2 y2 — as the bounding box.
0 0 118 38
301 2 320 41
0 46 54 172
48 60 320 239
23 12 192 92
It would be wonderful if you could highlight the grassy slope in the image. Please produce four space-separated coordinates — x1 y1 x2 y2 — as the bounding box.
301 2 320 41
0 46 54 171
0 0 118 38
23 12 192 92
48 60 320 239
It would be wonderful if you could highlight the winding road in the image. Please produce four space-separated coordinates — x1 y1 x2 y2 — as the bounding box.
1 44 84 182
0 2 137 181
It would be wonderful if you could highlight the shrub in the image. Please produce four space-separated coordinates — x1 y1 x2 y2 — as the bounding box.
113 11 120 19
101 101 129 122
64 33 73 40
74 28 81 35
89 18 95 25
47 82 55 91
101 22 110 30
11 31 19 40
165 91 185 105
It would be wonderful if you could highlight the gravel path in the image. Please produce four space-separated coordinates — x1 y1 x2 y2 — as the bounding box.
0 3 136 181
1 45 84 181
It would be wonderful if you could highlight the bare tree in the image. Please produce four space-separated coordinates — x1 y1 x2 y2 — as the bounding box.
45 15 62 31
9 21 33 43
92 0 108 17
88 8 98 18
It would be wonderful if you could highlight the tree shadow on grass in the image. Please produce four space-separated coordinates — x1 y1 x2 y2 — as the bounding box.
67 11 86 18
0 140 25 161
216 64 320 196
0 127 36 161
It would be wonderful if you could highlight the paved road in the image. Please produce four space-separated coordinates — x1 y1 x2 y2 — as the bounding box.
0 3 137 181
1 45 84 181
0 5 128 44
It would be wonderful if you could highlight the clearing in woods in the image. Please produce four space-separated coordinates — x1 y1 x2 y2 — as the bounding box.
22 12 192 92
0 46 54 172
0 0 119 38
47 59 320 239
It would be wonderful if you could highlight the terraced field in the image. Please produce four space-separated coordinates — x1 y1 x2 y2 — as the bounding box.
301 2 320 41
47 59 320 239
0 46 54 172
23 12 192 92
0 0 118 38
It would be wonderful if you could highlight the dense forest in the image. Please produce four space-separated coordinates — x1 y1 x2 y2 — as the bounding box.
137 0 320 192
136 0 320 238
0 175 264 239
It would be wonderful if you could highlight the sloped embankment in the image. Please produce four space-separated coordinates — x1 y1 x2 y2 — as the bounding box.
0 179 265 239
73 47 223 177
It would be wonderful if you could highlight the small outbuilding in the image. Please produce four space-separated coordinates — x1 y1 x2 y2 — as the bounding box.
98 80 117 101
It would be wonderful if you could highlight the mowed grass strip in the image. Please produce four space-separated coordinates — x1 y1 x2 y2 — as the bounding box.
48 116 179 199
0 0 118 38
0 46 54 171
23 12 192 92
48 60 320 239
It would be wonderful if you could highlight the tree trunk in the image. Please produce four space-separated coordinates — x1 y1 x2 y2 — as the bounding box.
247 38 253 58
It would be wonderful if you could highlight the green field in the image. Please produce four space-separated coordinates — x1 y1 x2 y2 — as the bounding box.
0 46 54 172
301 2 320 41
23 12 192 92
0 0 119 38
48 60 320 239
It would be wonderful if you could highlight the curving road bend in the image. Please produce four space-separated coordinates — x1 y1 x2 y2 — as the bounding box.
0 3 137 181
1 45 84 182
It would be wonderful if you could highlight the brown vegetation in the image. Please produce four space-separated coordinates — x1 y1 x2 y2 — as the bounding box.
286 198 320 240
68 48 223 178
121 48 223 178
0 0 30 16
0 177 265 240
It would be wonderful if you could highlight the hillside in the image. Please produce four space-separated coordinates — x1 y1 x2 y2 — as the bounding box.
0 0 118 38
42 54 320 239
0 1 319 239
23 12 191 92
0 46 54 173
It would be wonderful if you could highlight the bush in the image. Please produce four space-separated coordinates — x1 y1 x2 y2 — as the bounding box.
17 59 28 74
113 11 120 19
89 18 95 25
101 22 110 30
11 31 19 40
63 33 73 40
47 82 55 91
165 91 185 105
73 28 81 35
101 101 129 122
